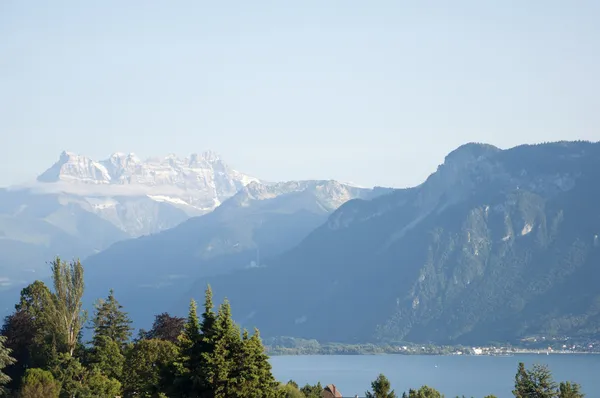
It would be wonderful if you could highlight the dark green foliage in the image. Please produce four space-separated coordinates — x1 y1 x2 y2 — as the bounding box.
122 339 179 397
232 328 280 397
511 362 584 398
138 312 185 343
87 335 124 381
558 381 584 398
0 335 15 395
1 311 33 391
89 289 133 349
207 299 243 398
300 382 323 398
513 362 557 398
84 368 121 398
366 373 397 398
174 298 203 395
403 385 443 398
18 368 61 398
1 283 59 390
173 288 281 397
52 353 121 398
279 381 305 398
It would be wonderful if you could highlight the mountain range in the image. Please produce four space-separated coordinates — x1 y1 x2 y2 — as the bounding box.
183 141 600 345
0 150 259 292
82 180 390 327
3 141 600 347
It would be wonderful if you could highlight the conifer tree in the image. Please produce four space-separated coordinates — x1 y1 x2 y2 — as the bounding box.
0 335 16 395
200 285 217 346
90 289 133 349
209 298 242 398
87 335 125 381
513 362 557 398
558 381 584 398
175 299 203 396
366 373 397 398
234 328 280 397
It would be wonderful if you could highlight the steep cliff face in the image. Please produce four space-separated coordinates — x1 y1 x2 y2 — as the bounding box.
194 141 600 345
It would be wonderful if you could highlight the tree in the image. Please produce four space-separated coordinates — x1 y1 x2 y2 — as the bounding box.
279 381 305 398
366 374 397 398
403 386 442 398
208 299 243 398
122 339 179 397
139 312 185 343
50 257 87 356
0 335 16 395
174 298 203 395
52 353 88 398
512 362 557 398
89 289 133 349
2 281 64 391
13 281 60 369
87 335 125 381
300 382 323 398
558 381 584 398
233 328 280 397
52 353 120 398
18 368 61 398
1 310 36 390
85 368 121 398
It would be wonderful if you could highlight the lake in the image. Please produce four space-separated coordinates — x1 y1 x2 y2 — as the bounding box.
270 354 600 398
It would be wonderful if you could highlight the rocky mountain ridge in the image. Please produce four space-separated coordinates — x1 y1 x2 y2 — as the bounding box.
0 150 262 293
36 150 260 211
189 141 600 345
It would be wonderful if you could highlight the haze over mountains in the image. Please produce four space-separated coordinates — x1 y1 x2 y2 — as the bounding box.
2 141 600 347
190 141 600 345
0 150 260 290
83 180 390 326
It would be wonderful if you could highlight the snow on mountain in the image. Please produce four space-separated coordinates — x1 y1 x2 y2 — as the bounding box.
29 151 262 236
36 150 260 209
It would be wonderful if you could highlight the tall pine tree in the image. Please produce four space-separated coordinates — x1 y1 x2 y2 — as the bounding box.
233 328 280 397
209 299 243 398
175 299 204 396
89 289 133 349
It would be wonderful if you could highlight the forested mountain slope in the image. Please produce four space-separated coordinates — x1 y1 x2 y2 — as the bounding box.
192 141 600 344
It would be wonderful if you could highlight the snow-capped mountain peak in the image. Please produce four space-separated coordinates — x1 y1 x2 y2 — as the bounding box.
32 151 261 236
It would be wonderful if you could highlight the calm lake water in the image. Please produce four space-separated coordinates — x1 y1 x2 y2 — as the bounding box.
270 354 600 398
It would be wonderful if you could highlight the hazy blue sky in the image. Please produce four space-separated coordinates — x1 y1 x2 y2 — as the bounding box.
1 1 599 188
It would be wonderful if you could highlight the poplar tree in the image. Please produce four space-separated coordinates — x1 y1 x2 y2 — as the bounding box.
50 257 87 356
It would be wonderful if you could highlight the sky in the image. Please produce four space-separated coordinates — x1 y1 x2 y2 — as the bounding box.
1 1 599 188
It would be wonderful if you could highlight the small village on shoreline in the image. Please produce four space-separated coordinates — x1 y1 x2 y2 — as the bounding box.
264 335 600 356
